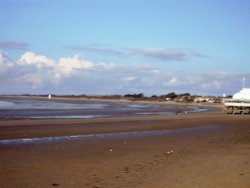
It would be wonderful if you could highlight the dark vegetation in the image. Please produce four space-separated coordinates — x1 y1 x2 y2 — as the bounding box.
18 92 223 103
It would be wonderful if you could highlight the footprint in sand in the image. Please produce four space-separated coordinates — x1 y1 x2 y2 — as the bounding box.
124 167 130 173
52 183 60 186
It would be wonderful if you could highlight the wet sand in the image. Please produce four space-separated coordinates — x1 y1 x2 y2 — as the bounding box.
0 111 250 188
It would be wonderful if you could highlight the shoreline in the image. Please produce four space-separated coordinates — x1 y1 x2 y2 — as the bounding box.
0 94 224 109
0 95 223 122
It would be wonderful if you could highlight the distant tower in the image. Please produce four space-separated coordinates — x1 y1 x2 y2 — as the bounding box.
48 94 52 99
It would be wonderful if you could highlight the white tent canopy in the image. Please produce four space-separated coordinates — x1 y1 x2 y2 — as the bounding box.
233 88 250 100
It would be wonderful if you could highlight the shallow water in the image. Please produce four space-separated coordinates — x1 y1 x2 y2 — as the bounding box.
28 115 111 119
0 97 213 120
0 98 107 110
0 125 222 146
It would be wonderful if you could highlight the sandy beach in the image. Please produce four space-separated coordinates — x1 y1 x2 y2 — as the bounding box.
0 110 250 188
2 0 250 187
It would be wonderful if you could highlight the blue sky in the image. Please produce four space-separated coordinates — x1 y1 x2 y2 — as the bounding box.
0 0 250 96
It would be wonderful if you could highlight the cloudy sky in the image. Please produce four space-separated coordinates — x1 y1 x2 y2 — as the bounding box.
1 0 250 96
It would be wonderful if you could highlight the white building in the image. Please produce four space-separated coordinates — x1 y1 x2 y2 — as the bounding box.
232 88 250 101
48 94 52 99
224 88 250 114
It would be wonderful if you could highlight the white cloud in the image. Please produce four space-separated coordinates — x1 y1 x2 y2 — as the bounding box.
18 73 43 87
151 69 161 75
201 80 222 90
55 54 94 79
0 51 249 96
167 77 179 86
0 51 14 72
123 76 137 82
96 62 116 70
18 52 54 68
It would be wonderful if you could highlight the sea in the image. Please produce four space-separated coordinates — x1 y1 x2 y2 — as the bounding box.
0 97 212 120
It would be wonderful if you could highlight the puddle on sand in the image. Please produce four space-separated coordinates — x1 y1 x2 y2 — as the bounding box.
0 125 223 146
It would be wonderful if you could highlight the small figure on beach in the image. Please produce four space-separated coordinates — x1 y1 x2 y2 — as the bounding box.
176 110 182 115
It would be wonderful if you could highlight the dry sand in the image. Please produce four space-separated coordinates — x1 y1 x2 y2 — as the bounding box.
0 111 250 188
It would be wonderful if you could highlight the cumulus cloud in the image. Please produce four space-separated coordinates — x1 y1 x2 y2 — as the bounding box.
0 51 249 96
55 55 94 79
18 52 54 67
0 41 28 50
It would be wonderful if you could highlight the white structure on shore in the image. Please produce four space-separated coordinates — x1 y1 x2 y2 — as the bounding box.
224 88 250 114
232 88 250 100
48 94 52 99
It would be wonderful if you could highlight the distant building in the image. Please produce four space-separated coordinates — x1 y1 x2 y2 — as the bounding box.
194 97 209 103
224 88 250 114
232 88 250 101
48 94 52 99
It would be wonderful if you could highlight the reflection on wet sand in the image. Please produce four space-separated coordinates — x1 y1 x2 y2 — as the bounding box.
0 125 222 146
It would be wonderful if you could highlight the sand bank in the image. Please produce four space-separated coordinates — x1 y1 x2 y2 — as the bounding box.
0 112 250 188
